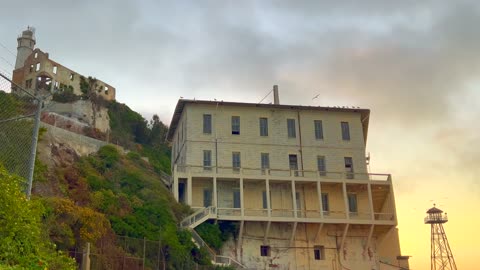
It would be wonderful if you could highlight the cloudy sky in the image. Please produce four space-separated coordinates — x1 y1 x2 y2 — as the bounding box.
1 1 479 268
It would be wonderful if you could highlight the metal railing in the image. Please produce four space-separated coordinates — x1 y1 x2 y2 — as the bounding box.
180 206 217 228
189 228 247 268
175 165 391 182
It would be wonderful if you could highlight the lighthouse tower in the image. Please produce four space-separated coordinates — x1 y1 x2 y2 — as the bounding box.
424 204 457 270
14 27 36 69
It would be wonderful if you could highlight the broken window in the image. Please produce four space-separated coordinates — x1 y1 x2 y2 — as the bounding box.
25 79 32 89
314 120 324 140
203 114 212 134
35 63 40 72
341 122 350 141
344 157 354 179
203 150 212 170
34 52 38 58
53 66 57 74
70 73 74 81
287 119 296 138
314 246 325 260
259 117 268 136
232 152 241 172
29 64 34 73
260 245 271 257
321 193 329 214
317 156 326 176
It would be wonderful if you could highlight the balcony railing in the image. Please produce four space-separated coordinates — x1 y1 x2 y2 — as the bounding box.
175 165 391 182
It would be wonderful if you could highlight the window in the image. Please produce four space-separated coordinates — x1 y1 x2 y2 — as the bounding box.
344 157 354 179
317 156 326 176
231 116 240 135
259 117 268 136
260 245 271 257
289 154 298 176
54 81 59 89
287 119 296 138
261 153 270 173
203 114 212 134
341 122 350 140
203 150 212 170
35 63 40 71
314 120 324 140
69 73 74 81
53 66 57 74
348 193 358 214
34 52 38 58
232 152 241 171
314 246 325 260
29 64 34 72
321 193 329 214
25 79 32 89
233 190 240 208
203 189 212 207
262 191 268 209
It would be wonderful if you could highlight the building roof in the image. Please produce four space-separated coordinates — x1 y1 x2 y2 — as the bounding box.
427 206 443 214
166 99 370 143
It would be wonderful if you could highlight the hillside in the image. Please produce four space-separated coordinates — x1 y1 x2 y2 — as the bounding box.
0 91 226 269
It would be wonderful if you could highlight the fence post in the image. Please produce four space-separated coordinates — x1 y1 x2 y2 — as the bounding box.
25 94 42 200
81 242 91 270
143 237 146 270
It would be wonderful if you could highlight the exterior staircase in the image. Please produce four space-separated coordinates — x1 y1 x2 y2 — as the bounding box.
158 170 172 190
180 207 247 269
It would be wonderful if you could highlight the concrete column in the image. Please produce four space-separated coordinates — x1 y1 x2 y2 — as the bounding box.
342 182 349 219
291 180 297 218
266 179 271 217
213 177 217 208
173 175 179 202
240 178 244 217
367 183 375 221
317 181 324 218
187 177 192 206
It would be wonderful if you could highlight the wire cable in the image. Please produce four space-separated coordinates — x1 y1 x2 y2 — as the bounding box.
0 42 16 57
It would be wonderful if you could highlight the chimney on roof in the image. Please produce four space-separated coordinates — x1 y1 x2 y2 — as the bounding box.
273 85 280 105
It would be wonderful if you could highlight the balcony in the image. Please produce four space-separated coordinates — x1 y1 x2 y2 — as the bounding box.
175 165 391 183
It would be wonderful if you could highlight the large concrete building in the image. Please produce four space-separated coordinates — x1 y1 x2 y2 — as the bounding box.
11 27 115 100
167 88 409 269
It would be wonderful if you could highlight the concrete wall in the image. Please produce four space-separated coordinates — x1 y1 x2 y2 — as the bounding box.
12 49 115 101
40 122 108 156
219 222 403 270
181 103 367 174
45 100 110 133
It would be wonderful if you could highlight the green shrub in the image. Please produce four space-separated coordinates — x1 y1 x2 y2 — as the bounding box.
195 222 223 250
0 165 76 269
52 88 79 103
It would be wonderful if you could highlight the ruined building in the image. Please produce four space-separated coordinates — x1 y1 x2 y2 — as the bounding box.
167 87 409 269
12 27 115 101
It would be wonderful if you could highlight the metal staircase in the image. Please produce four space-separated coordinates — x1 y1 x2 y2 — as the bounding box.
180 207 246 269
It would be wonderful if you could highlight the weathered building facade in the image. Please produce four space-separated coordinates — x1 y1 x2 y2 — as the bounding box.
11 27 115 101
167 90 409 269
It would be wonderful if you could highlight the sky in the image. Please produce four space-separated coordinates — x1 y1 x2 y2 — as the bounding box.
1 1 479 268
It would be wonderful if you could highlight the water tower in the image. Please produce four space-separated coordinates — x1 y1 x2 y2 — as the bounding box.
424 204 457 270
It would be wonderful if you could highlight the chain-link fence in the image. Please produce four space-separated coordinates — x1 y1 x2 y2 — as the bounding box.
0 72 41 196
71 235 218 270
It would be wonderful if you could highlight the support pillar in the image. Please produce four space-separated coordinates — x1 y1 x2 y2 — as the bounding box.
340 224 349 252
290 222 298 246
213 177 217 208
237 221 244 259
266 179 271 217
367 183 374 221
264 221 271 244
314 223 324 242
187 177 192 206
342 182 349 219
317 181 323 218
240 178 244 217
291 180 297 218
365 224 374 252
